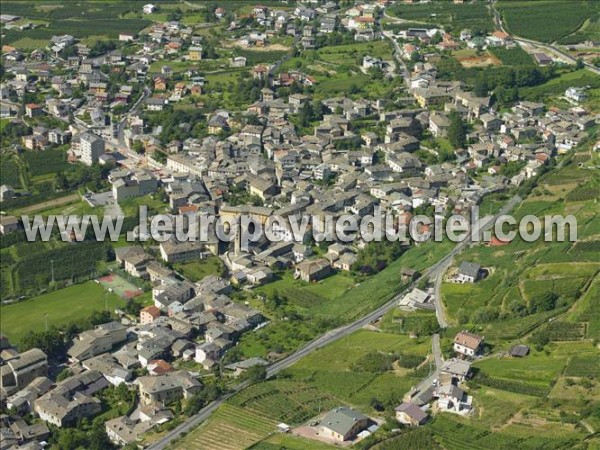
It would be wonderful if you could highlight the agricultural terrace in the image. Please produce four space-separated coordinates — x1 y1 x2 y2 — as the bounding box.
172 403 277 450
252 434 336 450
441 156 600 341
174 330 432 449
0 1 152 48
387 1 495 34
282 330 432 412
0 281 124 344
496 0 600 44
467 342 599 434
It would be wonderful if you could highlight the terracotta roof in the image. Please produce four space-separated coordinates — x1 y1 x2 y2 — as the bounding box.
141 305 161 319
454 331 483 350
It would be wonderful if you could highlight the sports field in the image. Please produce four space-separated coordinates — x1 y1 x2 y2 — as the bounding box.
98 273 143 299
0 281 123 344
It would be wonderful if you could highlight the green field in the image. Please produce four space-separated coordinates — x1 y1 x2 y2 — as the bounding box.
441 153 600 335
520 69 600 107
388 1 495 34
497 0 600 44
174 256 224 282
236 239 453 358
283 329 431 412
1 1 153 46
0 281 124 344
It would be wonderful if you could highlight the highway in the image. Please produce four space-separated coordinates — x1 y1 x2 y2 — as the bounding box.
146 192 522 450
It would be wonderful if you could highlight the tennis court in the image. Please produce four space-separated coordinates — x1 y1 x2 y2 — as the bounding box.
97 273 143 299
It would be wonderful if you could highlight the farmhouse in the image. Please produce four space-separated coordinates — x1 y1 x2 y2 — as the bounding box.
440 358 472 381
455 261 481 283
0 215 20 234
319 406 370 442
434 383 472 413
453 331 484 357
565 87 588 103
143 4 157 14
395 402 428 426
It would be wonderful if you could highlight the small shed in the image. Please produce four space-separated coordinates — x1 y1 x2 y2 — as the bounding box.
508 344 530 357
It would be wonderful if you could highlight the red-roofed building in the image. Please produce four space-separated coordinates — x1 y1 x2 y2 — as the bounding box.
25 103 43 118
179 204 198 215
148 359 173 376
140 305 161 325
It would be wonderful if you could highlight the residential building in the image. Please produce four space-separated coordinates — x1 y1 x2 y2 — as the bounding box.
294 258 332 282
456 261 481 283
136 371 202 405
453 331 484 357
0 215 19 234
140 306 161 325
80 132 104 166
0 348 47 392
319 406 370 442
395 402 428 426
34 371 106 426
67 322 128 362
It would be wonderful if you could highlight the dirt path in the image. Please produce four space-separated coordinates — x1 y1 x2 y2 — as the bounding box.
16 193 80 214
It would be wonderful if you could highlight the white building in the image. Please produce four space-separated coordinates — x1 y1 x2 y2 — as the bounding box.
80 132 104 166
143 4 156 14
565 87 588 103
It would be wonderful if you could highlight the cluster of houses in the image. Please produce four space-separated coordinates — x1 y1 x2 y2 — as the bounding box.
0 241 266 446
289 329 489 445
394 330 485 428
0 0 598 446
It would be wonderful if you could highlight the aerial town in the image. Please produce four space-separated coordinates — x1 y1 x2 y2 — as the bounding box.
0 1 599 449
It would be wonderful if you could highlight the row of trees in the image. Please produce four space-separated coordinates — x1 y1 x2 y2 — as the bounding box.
20 310 112 359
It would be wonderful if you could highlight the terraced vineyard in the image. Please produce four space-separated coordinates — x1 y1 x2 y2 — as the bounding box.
228 380 339 425
174 404 277 450
429 416 581 450
174 380 339 450
564 354 600 378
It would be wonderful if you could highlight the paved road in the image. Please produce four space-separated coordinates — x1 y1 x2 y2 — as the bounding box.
429 193 522 330
408 194 522 398
147 192 523 449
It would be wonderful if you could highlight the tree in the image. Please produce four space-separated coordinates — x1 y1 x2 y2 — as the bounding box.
447 111 467 149
133 140 145 154
240 364 267 383
529 292 558 314
473 75 488 97
575 58 584 70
